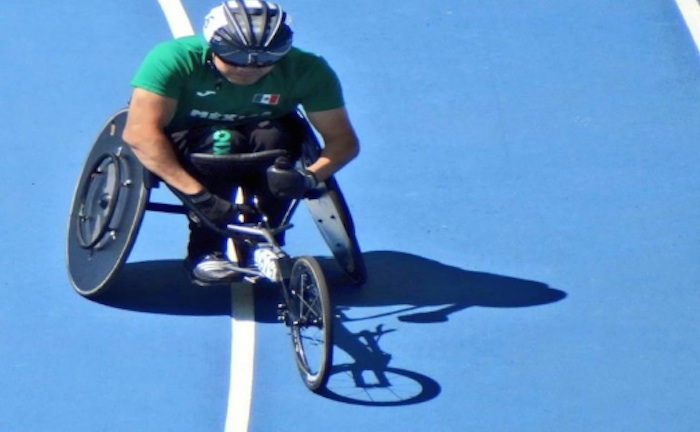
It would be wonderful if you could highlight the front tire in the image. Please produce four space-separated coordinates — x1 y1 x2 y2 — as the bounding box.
283 256 333 391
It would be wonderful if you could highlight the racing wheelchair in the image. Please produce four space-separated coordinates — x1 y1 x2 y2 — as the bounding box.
66 108 366 391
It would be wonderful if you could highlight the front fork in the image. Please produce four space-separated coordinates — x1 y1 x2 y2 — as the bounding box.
276 257 296 325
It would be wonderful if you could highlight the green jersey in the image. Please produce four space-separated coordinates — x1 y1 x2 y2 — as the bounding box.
130 36 345 133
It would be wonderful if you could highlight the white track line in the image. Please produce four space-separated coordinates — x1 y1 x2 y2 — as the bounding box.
675 0 700 56
226 286 256 432
155 2 256 432
157 0 195 37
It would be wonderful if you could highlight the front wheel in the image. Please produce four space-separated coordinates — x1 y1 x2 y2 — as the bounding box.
282 256 333 391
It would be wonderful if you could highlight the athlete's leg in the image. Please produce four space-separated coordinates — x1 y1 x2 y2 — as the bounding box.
243 118 298 235
174 128 248 284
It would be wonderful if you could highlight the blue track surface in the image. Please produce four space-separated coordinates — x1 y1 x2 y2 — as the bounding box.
2 1 700 431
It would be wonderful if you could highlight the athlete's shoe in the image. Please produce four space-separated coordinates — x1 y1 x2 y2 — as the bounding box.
185 253 241 286
254 247 281 282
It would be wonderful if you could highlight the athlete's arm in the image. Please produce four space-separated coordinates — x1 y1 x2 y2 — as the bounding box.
305 107 360 181
122 88 204 195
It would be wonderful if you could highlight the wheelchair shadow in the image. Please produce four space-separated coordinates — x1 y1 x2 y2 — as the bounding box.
91 251 566 406
92 260 232 316
309 250 567 406
93 252 566 320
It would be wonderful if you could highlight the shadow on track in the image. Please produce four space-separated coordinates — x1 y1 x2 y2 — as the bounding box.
90 260 232 316
331 250 567 321
315 250 567 406
88 251 566 406
89 251 566 318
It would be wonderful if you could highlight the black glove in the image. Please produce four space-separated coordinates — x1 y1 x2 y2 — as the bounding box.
266 157 318 199
185 189 251 227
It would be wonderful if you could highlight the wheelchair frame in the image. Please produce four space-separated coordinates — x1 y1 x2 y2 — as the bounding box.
66 108 366 391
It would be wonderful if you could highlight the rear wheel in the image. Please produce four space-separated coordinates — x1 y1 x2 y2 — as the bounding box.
66 110 149 297
305 179 367 286
282 256 333 391
296 112 366 286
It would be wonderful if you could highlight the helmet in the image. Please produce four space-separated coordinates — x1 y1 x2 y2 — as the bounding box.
203 0 293 67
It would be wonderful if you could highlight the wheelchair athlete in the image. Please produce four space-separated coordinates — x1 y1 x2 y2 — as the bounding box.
122 0 360 286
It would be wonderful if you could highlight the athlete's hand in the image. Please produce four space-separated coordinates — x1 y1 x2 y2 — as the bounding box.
266 157 318 199
185 189 252 226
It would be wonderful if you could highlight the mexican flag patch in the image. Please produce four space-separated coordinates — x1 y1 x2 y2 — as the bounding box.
253 93 281 105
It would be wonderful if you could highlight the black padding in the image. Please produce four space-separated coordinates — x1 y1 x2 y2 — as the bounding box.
66 109 150 297
188 149 289 179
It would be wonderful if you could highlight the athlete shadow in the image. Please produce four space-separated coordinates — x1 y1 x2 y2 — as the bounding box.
91 260 232 316
329 250 566 320
308 250 567 406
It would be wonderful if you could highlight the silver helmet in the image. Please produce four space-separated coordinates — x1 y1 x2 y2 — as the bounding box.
203 0 293 66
